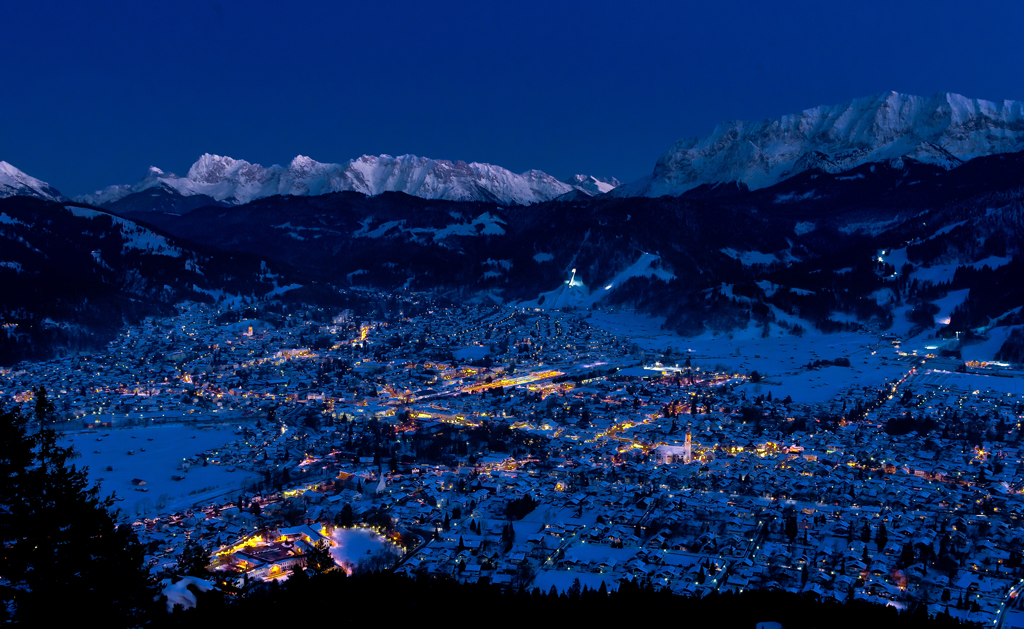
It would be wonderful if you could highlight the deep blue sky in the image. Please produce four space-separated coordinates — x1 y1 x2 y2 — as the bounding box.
3 0 1023 197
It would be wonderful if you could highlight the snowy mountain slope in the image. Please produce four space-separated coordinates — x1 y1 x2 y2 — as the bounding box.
80 154 605 207
0 161 67 203
0 196 313 364
620 92 1024 197
64 206 182 258
518 253 673 309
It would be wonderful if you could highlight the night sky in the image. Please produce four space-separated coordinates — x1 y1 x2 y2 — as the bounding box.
3 0 1023 196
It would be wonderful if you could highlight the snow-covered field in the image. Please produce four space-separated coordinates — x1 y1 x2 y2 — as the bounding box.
62 423 255 518
592 305 1023 403
587 310 690 353
910 369 1024 395
587 311 929 404
329 528 389 568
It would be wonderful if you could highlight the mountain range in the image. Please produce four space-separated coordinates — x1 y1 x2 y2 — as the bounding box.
3 90 1024 365
6 91 1024 209
75 154 618 210
619 91 1024 197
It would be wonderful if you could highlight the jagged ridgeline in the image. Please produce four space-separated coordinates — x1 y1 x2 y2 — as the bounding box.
76 153 618 208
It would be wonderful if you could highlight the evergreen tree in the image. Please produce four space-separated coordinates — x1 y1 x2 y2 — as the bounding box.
897 542 916 569
0 405 157 623
875 520 888 550
304 539 335 575
785 514 798 543
178 537 212 576
338 503 354 528
515 560 535 592
33 385 55 423
568 577 582 600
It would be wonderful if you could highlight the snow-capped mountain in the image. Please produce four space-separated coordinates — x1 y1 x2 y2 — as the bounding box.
0 161 66 202
563 174 621 196
79 154 595 207
619 92 1024 197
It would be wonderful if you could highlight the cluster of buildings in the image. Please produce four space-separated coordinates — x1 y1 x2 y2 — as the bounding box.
2 297 1023 624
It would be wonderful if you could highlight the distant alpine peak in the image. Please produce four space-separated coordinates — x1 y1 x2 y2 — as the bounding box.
288 154 318 171
186 153 238 183
79 152 597 207
0 160 66 202
563 174 621 196
622 91 1024 197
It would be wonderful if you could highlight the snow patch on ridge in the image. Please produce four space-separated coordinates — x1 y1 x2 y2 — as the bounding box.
354 212 506 242
721 248 781 266
794 221 816 235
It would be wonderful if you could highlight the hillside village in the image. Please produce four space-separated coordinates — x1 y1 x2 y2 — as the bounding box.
2 296 1024 624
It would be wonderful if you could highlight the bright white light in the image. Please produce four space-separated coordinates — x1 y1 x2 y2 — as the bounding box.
604 285 613 290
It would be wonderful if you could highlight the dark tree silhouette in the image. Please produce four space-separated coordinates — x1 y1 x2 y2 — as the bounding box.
305 539 335 575
0 405 158 623
178 538 212 577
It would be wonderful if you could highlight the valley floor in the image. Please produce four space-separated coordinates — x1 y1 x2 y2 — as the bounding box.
2 299 1022 624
